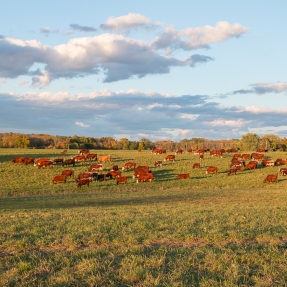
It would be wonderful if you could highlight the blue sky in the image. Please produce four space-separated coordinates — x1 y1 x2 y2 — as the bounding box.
1 1 287 141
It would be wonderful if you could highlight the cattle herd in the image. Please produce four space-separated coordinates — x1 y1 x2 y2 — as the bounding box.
9 147 287 189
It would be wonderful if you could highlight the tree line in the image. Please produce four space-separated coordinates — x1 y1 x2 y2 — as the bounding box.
0 132 286 151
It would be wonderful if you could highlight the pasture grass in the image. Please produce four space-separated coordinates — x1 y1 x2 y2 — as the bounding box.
1 149 287 286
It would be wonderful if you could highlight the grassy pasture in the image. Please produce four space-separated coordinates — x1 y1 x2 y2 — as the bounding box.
1 148 287 286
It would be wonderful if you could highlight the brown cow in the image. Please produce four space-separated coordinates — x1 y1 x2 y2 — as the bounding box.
227 168 237 176
34 158 50 166
98 155 111 162
78 149 90 155
116 176 127 185
61 149 68 154
86 153 97 161
11 157 25 164
154 160 162 167
122 162 136 170
279 168 287 175
193 163 201 169
77 179 90 188
62 158 75 167
187 148 193 153
176 173 190 179
38 160 53 169
52 175 66 184
244 162 258 170
206 166 218 174
61 169 74 179
275 159 287 165
133 166 150 178
240 154 251 159
73 155 86 163
164 155 175 162
110 165 119 171
137 173 154 183
53 158 64 165
76 172 97 182
257 148 265 152
262 160 275 167
95 174 106 181
263 174 278 183
22 157 35 165
175 149 184 154
106 170 121 179
88 163 103 172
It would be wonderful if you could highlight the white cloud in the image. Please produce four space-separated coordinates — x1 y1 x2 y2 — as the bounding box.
75 121 89 128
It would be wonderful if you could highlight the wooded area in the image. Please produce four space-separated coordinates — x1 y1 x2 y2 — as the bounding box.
0 132 287 151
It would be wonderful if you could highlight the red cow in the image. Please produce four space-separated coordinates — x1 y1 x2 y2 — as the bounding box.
133 166 150 178
154 160 162 167
61 149 68 154
116 176 127 185
193 163 201 169
38 160 53 169
73 155 86 163
187 148 193 153
206 166 218 174
240 154 251 160
262 160 275 167
22 157 35 165
275 159 287 165
137 173 154 183
106 170 121 179
88 163 103 172
52 175 67 184
257 148 265 152
34 158 50 166
175 149 184 154
263 174 278 183
244 162 257 170
61 169 74 179
279 168 287 175
78 149 90 155
138 149 141 152
227 168 237 176
176 173 190 179
86 153 97 161
11 157 25 164
164 155 175 162
77 179 90 188
76 172 97 182
122 162 136 170
252 153 264 161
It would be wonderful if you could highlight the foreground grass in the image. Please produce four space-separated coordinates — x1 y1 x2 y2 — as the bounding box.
1 188 287 286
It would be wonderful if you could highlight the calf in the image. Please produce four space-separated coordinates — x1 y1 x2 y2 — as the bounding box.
52 175 66 184
263 174 278 183
176 173 190 179
116 176 127 185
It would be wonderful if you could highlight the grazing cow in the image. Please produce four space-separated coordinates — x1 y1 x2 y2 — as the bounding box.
193 163 201 169
244 162 257 170
77 179 90 188
11 157 25 164
122 162 136 171
38 160 53 169
62 158 75 167
86 153 97 161
164 155 175 162
95 174 106 181
52 175 66 184
279 168 287 174
240 154 251 160
227 168 237 176
106 170 121 179
152 148 166 154
133 166 150 178
34 158 50 166
138 149 141 152
281 170 287 176
76 172 97 182
175 149 184 154
88 163 103 172
210 150 223 158
111 165 119 171
22 157 35 165
61 169 74 179
98 155 111 162
176 173 190 179
206 166 218 174
230 160 245 168
263 174 278 183
53 158 64 165
252 153 265 161
257 148 265 152
61 149 68 154
78 149 90 155
73 155 86 163
262 160 275 167
187 148 193 153
116 176 127 185
154 160 163 167
275 159 287 165
137 173 154 183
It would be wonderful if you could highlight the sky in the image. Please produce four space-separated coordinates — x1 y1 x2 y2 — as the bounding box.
1 1 287 141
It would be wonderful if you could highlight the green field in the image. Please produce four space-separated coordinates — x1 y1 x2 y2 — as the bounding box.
1 149 287 286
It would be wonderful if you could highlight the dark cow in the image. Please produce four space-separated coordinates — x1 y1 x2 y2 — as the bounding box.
53 158 64 165
22 157 35 165
137 173 154 183
38 160 53 169
116 176 127 185
88 163 103 172
263 174 278 183
164 155 175 162
51 175 66 184
227 168 237 176
61 169 74 179
176 173 190 179
206 166 218 174
98 155 111 162
77 179 90 188
63 158 75 167
11 157 25 164
95 174 106 181
193 163 201 169
122 162 136 170
111 165 119 171
154 160 162 167
86 153 97 161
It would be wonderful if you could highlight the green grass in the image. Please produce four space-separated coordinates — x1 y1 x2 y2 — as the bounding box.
1 149 287 286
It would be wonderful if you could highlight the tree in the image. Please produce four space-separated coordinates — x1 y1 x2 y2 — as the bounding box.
139 138 154 150
260 134 281 151
240 133 260 151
